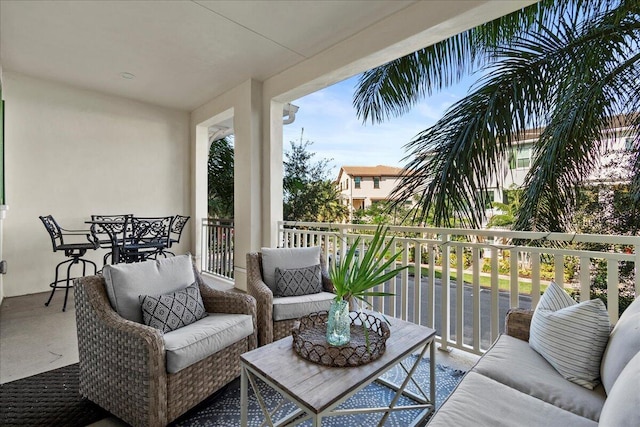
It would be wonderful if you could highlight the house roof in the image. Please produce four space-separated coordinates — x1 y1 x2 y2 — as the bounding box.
337 165 404 182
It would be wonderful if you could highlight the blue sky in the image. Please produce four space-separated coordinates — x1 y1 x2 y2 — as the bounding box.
282 74 477 179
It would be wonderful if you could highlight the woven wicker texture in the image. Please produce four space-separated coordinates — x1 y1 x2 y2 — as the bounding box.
246 252 335 346
505 308 534 342
74 265 257 427
292 311 390 367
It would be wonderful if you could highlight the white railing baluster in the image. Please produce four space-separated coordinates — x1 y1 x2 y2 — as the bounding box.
456 244 464 348
414 241 422 326
427 243 436 329
401 240 410 321
441 234 451 351
607 258 619 323
490 247 499 344
510 249 519 308
472 247 481 353
580 256 591 302
531 253 541 309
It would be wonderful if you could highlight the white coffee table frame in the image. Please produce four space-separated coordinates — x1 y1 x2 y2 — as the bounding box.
240 317 436 427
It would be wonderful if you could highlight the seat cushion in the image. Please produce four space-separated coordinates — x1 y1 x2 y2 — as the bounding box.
274 264 322 297
473 334 606 421
272 291 335 321
600 298 640 394
427 372 597 427
140 282 207 333
261 246 321 293
163 313 253 374
598 350 640 427
529 282 610 389
103 255 195 323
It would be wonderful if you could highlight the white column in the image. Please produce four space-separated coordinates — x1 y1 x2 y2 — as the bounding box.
233 80 263 291
262 100 284 248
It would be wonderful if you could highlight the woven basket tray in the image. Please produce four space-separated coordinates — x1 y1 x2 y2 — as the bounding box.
291 311 390 367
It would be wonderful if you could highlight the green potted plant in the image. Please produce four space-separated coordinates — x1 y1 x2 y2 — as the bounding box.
327 225 409 346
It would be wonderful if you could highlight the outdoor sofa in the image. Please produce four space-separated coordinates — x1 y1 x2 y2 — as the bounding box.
427 292 640 426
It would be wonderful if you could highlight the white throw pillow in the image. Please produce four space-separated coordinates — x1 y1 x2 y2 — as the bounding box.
529 281 610 389
261 246 321 293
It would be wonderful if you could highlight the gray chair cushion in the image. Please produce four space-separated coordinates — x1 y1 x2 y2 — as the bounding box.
163 313 253 374
598 350 640 427
272 291 335 321
600 299 640 394
261 246 321 293
427 372 598 427
103 255 195 323
473 334 606 421
274 264 322 297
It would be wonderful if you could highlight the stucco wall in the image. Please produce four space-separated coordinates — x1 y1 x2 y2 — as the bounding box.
2 72 190 297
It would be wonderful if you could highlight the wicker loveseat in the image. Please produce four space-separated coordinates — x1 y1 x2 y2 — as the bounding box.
74 256 257 426
428 298 640 427
246 248 335 346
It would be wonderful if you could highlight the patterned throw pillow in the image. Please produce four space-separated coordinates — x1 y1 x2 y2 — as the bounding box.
529 281 611 389
140 282 207 333
274 264 322 297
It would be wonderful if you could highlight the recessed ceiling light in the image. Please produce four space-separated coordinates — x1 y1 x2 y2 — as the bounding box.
120 72 135 80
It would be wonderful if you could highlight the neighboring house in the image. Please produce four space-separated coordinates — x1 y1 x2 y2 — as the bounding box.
336 165 404 222
485 114 638 226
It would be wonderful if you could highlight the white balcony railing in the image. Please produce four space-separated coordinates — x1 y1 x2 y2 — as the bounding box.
201 218 234 280
278 221 639 355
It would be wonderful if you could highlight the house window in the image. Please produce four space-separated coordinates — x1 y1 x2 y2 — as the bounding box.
373 177 380 189
510 144 532 169
478 190 495 209
354 176 361 189
625 137 635 151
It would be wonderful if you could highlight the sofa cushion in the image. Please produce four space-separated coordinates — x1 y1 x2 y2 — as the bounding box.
140 282 207 333
103 255 195 323
163 313 253 374
529 282 610 389
598 350 640 427
427 372 598 427
272 291 335 321
600 298 640 394
261 246 321 293
275 264 322 297
473 334 606 421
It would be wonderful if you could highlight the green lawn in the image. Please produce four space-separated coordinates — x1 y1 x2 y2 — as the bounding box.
407 265 549 296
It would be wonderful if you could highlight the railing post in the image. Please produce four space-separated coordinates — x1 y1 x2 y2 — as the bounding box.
440 233 450 352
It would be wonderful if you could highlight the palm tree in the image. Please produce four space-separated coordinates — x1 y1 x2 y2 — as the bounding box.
354 0 640 232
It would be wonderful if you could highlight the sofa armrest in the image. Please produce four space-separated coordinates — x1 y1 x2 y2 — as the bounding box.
505 308 534 342
74 275 168 426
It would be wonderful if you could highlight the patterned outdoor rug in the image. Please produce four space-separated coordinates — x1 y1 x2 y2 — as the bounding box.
0 355 465 426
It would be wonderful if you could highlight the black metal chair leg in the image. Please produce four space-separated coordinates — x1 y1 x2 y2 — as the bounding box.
62 260 76 312
45 258 74 307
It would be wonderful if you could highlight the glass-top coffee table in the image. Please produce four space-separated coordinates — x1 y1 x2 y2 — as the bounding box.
240 316 436 426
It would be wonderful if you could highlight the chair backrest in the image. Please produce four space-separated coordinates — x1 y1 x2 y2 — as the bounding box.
127 216 173 246
91 214 132 248
170 215 190 245
39 215 63 251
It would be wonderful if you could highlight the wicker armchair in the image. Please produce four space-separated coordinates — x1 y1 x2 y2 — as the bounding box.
246 252 335 347
74 268 257 427
505 308 534 342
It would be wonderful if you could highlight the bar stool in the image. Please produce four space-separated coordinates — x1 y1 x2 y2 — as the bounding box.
39 215 99 311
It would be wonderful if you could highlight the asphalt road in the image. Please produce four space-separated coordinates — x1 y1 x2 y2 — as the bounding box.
369 275 532 350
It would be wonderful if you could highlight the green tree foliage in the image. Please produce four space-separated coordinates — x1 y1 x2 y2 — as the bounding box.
207 137 234 218
283 139 347 222
487 187 523 228
354 0 640 231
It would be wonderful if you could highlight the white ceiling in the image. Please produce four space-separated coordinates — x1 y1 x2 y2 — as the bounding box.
0 0 418 111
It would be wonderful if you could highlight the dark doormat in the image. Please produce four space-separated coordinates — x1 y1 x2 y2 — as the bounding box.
0 364 109 427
